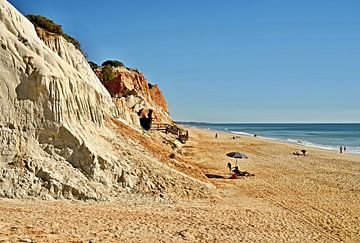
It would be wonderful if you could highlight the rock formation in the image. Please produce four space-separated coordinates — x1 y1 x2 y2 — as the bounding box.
0 0 213 200
149 83 168 112
93 65 172 127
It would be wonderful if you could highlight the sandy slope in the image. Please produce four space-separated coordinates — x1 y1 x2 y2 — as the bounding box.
0 127 359 242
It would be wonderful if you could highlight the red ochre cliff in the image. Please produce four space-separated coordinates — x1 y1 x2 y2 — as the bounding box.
149 84 168 112
93 65 172 126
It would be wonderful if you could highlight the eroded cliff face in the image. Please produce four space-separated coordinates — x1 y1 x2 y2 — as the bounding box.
0 0 213 200
149 84 168 112
94 66 172 127
36 24 172 128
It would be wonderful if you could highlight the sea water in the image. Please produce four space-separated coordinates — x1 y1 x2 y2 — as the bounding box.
180 123 360 154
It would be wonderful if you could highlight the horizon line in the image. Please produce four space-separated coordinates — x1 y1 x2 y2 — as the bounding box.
177 121 360 124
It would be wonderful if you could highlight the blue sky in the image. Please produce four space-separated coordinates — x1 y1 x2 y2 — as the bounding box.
9 0 360 122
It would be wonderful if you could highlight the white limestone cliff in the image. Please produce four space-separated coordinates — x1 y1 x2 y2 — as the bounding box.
0 0 213 200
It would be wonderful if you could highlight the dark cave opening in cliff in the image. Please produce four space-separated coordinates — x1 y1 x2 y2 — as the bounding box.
139 109 153 130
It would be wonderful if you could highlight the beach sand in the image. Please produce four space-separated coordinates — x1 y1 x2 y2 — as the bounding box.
1 127 359 242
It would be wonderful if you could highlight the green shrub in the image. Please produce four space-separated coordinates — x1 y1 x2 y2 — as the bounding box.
26 14 83 53
101 60 124 67
26 15 62 34
103 65 115 82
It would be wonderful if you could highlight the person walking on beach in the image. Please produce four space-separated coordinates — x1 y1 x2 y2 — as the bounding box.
340 146 343 154
215 133 218 139
344 146 347 153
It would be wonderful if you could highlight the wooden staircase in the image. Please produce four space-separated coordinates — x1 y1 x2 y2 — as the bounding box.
151 123 189 143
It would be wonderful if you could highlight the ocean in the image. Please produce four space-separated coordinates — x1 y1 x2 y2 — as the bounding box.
180 123 360 154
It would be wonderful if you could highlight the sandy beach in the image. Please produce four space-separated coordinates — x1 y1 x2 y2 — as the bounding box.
1 127 360 242
1 1 359 242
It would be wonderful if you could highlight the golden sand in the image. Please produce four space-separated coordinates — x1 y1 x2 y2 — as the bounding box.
0 127 359 242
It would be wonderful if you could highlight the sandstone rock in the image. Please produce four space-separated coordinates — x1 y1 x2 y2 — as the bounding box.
0 0 214 201
149 84 168 112
93 65 172 126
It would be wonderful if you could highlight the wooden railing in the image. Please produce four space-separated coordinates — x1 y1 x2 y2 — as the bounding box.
151 123 189 143
150 123 172 131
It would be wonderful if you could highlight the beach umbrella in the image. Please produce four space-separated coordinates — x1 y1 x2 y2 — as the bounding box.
226 152 248 166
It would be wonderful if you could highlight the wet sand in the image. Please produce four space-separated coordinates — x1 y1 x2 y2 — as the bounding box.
1 127 359 242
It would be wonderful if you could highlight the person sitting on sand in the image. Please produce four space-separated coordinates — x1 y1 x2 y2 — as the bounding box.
301 149 307 156
232 166 241 176
293 150 306 156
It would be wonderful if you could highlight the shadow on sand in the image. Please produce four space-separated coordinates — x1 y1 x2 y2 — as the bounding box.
205 174 226 179
205 172 255 179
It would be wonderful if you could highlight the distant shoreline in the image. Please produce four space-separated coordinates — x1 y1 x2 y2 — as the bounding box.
180 122 360 155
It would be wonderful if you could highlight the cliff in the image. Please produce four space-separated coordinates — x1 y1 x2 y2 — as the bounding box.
93 65 172 127
0 0 212 200
33 16 172 128
149 84 168 112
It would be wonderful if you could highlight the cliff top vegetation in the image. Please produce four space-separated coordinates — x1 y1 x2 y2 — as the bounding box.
26 14 82 53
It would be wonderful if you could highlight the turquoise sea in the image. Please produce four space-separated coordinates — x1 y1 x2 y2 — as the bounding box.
180 123 360 154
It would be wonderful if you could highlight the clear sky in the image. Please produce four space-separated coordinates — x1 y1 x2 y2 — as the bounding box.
9 0 360 123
